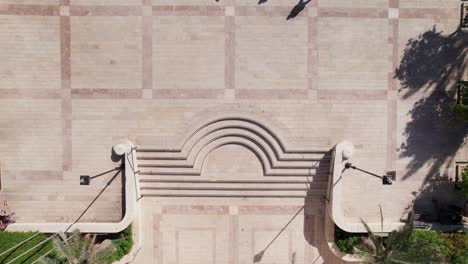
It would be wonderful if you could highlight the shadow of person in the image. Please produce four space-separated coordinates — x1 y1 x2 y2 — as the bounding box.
287 0 311 20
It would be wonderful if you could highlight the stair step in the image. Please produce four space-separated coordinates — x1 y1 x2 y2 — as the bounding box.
139 179 312 184
137 151 329 162
138 174 329 182
139 181 328 189
137 167 328 176
139 188 326 198
136 159 329 170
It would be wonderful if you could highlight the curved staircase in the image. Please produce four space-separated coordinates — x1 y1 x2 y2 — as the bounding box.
136 118 331 198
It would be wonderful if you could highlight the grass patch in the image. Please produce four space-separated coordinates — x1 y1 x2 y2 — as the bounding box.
0 231 52 264
101 225 134 263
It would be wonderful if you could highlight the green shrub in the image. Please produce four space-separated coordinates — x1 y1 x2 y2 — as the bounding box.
454 81 468 121
407 230 451 259
452 251 468 264
459 168 468 196
336 236 361 254
442 232 468 263
0 231 53 264
101 224 134 263
453 104 468 121
334 225 363 254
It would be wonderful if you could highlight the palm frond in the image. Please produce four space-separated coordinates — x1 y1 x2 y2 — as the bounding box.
386 212 414 251
36 256 62 264
52 236 73 263
360 219 384 253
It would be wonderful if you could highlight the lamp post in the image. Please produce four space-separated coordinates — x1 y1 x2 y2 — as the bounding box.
345 162 395 185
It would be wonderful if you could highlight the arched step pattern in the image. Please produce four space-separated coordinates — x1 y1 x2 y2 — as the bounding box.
136 117 331 198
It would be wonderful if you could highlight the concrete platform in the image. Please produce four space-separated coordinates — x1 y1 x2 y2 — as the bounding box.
0 0 466 263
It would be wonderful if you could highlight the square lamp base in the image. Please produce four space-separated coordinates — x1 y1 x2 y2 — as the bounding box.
80 175 90 185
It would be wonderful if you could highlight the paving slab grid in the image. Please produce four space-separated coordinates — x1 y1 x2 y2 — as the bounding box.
0 0 466 263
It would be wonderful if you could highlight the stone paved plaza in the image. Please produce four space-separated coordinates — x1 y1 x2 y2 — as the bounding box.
0 0 467 263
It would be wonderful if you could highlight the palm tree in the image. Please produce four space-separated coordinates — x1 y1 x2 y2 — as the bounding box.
38 229 114 264
356 212 446 264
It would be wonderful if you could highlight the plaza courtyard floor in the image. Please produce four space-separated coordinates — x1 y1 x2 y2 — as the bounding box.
0 0 467 263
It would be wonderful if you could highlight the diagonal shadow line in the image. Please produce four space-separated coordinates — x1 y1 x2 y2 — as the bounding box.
64 168 122 233
254 205 305 262
90 166 122 180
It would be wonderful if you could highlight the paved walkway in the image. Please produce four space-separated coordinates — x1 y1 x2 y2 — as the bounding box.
0 0 466 263
136 197 334 264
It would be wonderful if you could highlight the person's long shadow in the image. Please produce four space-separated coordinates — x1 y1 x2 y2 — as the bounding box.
395 26 468 181
287 0 311 20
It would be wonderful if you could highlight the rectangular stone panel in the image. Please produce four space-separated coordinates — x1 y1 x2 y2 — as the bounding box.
0 16 60 89
153 16 225 89
0 100 62 171
71 16 142 89
235 16 308 90
71 0 142 5
317 17 388 90
399 0 459 9
0 0 59 5
318 0 388 8
178 230 215 264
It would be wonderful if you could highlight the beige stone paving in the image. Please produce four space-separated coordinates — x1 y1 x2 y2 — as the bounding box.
153 16 225 90
0 0 466 263
0 16 60 89
71 16 142 89
235 16 308 90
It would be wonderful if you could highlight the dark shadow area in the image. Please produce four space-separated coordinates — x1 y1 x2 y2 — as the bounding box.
303 197 316 247
111 148 124 162
395 27 467 98
411 175 464 225
258 0 269 4
121 162 127 219
396 26 468 181
400 90 468 180
286 0 311 20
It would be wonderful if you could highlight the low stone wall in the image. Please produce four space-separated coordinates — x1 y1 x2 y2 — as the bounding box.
6 141 141 234
326 141 403 233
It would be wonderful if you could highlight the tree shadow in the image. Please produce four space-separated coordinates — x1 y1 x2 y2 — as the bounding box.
396 26 468 181
400 90 468 180
409 175 464 224
395 26 467 98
